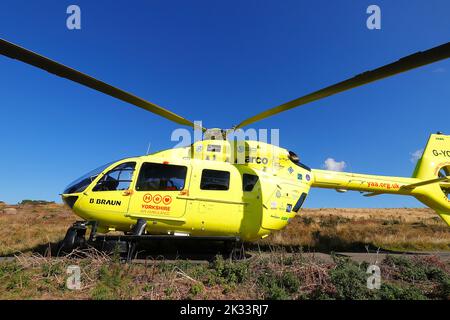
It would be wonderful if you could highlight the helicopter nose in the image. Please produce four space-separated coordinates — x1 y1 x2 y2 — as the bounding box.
61 194 79 209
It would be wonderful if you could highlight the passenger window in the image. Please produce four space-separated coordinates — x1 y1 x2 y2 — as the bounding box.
201 169 230 190
243 174 259 191
93 162 135 191
136 163 187 191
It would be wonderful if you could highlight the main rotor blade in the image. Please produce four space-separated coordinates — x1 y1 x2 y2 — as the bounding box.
0 38 202 129
235 42 450 129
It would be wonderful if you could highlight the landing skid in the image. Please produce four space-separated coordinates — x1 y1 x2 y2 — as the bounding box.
59 221 244 262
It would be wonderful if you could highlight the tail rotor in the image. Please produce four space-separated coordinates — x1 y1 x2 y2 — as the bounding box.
438 165 450 200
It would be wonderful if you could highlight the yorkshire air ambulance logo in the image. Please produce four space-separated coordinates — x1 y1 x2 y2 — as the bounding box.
143 193 172 205
162 195 172 205
153 194 162 204
143 194 152 203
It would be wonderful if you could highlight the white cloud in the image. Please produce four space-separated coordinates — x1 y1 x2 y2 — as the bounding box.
410 149 423 163
323 158 347 172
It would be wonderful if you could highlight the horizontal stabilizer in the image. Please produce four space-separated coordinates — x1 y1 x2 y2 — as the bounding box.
363 192 382 197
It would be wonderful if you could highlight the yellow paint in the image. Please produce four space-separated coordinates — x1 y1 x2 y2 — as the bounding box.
62 134 450 241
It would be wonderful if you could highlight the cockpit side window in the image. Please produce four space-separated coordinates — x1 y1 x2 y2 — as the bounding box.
135 163 187 191
93 162 136 192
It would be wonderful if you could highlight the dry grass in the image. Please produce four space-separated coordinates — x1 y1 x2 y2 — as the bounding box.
259 208 450 252
0 204 449 256
0 203 76 256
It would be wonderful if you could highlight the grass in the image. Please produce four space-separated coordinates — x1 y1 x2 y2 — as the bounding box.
0 250 448 300
0 203 449 299
1 204 449 256
258 208 450 251
0 203 76 256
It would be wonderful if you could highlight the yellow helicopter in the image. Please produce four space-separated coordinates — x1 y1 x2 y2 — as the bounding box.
1 39 449 255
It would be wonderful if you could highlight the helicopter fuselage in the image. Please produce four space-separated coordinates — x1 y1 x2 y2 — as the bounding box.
62 140 312 241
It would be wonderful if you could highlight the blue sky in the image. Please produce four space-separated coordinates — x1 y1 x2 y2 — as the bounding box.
0 0 449 207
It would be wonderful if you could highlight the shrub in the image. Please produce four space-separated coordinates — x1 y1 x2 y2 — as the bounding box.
257 271 289 300
384 256 428 282
91 284 114 300
319 216 350 228
189 283 204 297
0 261 21 278
6 271 31 291
424 267 450 299
377 283 427 300
302 216 314 226
41 262 64 277
308 287 335 300
91 262 133 299
0 262 30 291
438 277 450 299
329 259 372 300
189 264 217 286
382 220 400 226
19 200 55 205
257 269 301 300
281 272 300 293
211 255 249 284
164 286 175 298
98 264 123 288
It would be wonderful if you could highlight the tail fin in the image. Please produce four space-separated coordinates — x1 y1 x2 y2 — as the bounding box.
413 133 450 179
411 133 450 225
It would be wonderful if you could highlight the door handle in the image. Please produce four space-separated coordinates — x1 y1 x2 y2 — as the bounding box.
122 190 133 196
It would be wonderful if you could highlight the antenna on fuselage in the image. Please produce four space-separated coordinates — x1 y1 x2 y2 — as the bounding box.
203 128 231 141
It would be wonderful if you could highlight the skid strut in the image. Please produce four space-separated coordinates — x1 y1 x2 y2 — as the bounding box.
127 218 147 261
60 219 242 261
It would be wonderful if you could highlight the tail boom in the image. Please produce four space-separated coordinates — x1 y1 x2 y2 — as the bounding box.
311 169 418 195
310 134 450 226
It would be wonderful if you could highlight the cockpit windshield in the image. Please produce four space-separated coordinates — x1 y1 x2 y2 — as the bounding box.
63 161 115 194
